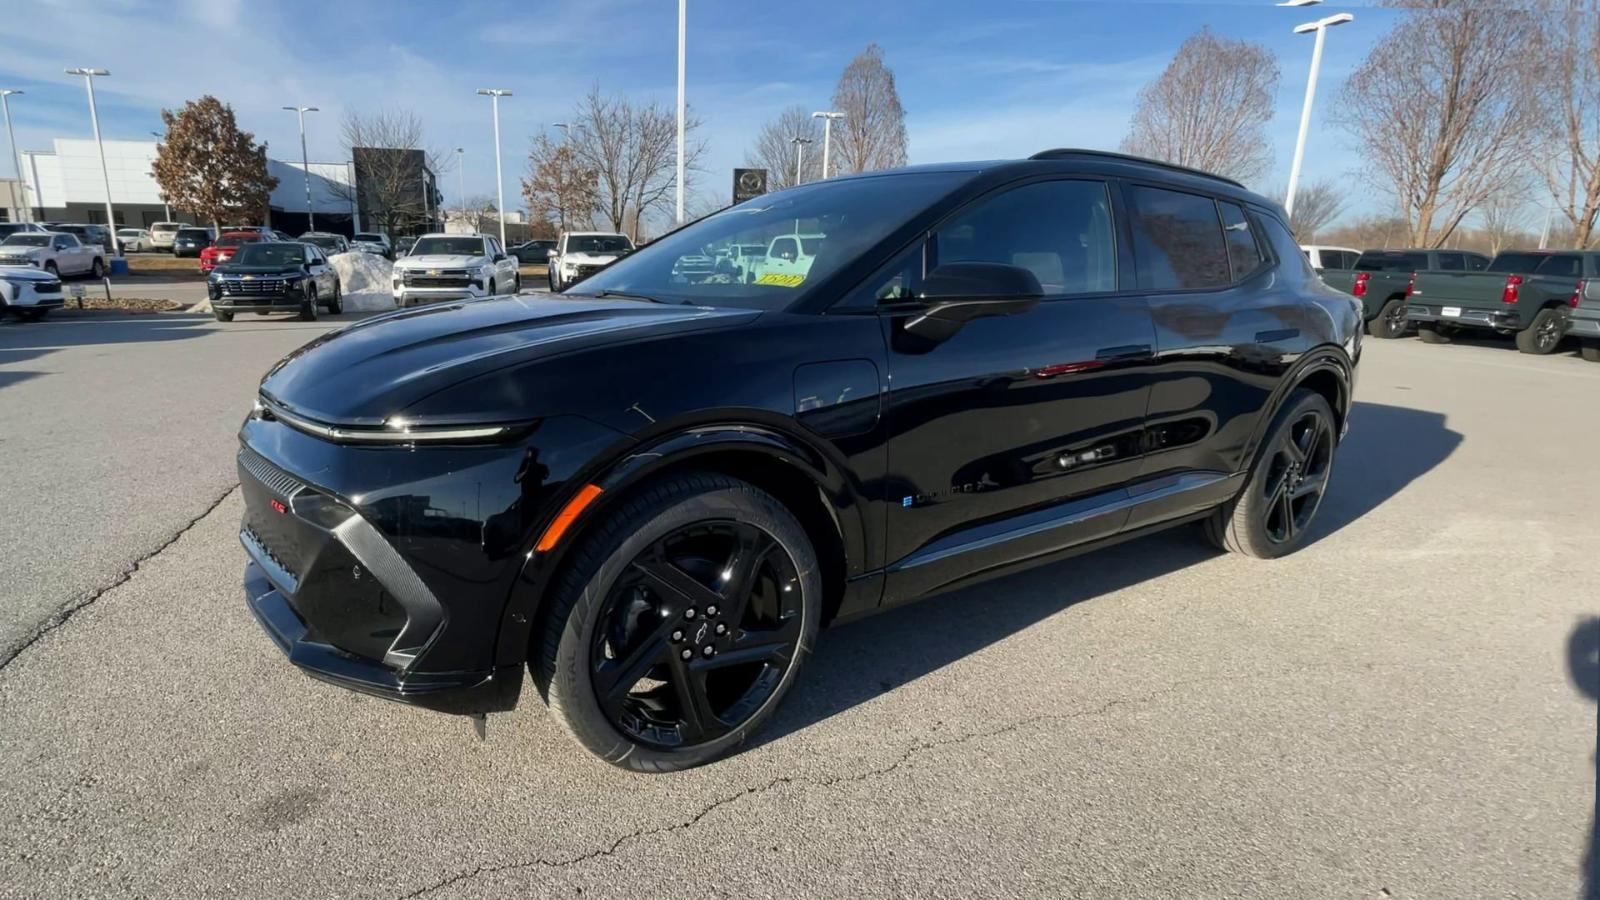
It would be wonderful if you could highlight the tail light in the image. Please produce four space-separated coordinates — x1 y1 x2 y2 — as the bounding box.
1406 272 1417 296
1572 280 1587 308
1352 272 1369 298
1501 275 1522 304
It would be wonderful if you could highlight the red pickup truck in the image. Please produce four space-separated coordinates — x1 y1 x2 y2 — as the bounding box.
199 232 263 273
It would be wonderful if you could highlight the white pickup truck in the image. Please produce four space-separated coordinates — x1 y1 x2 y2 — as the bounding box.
390 232 520 308
548 231 635 291
0 231 105 279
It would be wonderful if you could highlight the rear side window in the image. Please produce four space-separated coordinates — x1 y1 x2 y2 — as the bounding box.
1127 185 1230 290
1218 202 1267 281
1437 254 1465 271
1466 254 1489 271
1355 252 1428 273
1535 254 1584 278
1488 253 1544 273
931 179 1117 296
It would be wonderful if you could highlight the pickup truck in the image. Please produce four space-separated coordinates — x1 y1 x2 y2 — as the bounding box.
1407 251 1600 354
548 231 634 290
1320 249 1491 339
0 231 105 279
1569 277 1600 362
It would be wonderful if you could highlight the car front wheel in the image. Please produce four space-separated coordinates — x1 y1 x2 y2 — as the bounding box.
1204 390 1337 559
299 286 318 321
535 472 821 772
90 258 105 279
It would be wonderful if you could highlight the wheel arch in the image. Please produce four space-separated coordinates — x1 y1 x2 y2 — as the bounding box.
1241 347 1353 473
494 423 863 669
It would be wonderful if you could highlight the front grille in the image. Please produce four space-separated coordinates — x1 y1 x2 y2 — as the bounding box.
242 524 300 593
0 256 33 266
239 446 305 498
222 278 286 295
573 264 604 279
404 269 471 288
34 281 62 294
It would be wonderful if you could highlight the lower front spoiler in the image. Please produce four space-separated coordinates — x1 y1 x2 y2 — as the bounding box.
244 562 521 715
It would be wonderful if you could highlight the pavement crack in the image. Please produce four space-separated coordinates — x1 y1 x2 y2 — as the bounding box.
0 482 239 673
394 677 1214 899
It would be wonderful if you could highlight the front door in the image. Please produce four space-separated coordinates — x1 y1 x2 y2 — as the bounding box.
876 178 1157 603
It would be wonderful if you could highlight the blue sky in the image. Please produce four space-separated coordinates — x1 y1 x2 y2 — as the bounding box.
0 0 1396 221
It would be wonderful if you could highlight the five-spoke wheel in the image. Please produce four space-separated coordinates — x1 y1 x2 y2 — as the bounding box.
1205 389 1338 559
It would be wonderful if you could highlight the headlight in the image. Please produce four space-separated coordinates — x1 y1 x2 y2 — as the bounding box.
257 394 526 445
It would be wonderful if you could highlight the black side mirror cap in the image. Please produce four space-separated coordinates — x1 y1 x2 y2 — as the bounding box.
902 263 1044 344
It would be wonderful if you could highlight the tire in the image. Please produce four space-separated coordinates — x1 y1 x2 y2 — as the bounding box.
1417 322 1452 344
44 261 59 279
326 280 342 314
535 472 821 772
1515 307 1565 355
512 272 521 293
299 286 318 321
213 309 234 322
1204 390 1337 560
1366 298 1409 339
548 269 560 292
1581 339 1600 363
89 258 105 279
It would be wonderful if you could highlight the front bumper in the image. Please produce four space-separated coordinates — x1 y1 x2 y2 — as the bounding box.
1406 303 1520 332
393 284 489 307
1 279 66 309
214 294 307 313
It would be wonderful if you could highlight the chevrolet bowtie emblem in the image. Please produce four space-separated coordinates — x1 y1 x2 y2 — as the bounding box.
242 275 253 280
426 269 439 275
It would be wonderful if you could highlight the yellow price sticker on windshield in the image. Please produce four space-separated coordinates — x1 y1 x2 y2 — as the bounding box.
755 273 805 288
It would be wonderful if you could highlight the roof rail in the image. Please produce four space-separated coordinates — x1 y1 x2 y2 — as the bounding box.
1027 149 1246 189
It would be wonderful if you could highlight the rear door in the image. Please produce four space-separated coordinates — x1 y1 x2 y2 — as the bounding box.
878 177 1157 602
1130 185 1309 525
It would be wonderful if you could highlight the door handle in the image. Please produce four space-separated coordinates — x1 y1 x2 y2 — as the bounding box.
1094 344 1153 362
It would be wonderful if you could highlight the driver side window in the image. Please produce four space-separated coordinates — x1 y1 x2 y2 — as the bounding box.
929 180 1117 297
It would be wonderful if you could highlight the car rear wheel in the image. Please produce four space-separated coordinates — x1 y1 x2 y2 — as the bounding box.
299 286 318 321
44 262 59 278
1204 390 1337 559
1367 298 1409 339
535 472 820 772
1515 308 1565 355
1417 322 1452 344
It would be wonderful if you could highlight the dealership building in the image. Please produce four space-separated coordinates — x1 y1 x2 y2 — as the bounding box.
7 138 439 236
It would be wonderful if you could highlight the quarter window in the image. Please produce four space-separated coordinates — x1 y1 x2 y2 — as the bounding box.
1127 185 1231 290
1536 254 1583 278
1437 254 1465 271
929 180 1116 296
1218 202 1267 281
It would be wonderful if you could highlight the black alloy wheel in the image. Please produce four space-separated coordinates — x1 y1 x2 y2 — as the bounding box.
591 522 804 751
1368 298 1408 339
538 472 820 771
1204 390 1337 559
1516 308 1565 355
90 258 105 279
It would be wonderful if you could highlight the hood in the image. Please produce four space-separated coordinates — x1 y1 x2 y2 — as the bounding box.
398 254 484 269
259 293 758 424
564 251 630 264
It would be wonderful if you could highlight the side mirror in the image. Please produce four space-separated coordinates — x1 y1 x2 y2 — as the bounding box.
546 249 558 260
901 263 1044 344
493 253 508 263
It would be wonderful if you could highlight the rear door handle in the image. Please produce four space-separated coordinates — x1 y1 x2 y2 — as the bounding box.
1094 344 1153 362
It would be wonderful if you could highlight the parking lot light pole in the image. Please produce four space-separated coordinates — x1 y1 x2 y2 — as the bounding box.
676 0 686 224
282 106 319 233
790 137 812 186
148 131 172 220
66 68 119 255
1284 13 1354 219
476 89 512 247
811 112 844 180
454 148 464 230
1 90 25 222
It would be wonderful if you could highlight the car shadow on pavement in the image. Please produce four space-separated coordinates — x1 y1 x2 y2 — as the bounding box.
1568 618 1599 900
760 400 1462 748
0 315 214 394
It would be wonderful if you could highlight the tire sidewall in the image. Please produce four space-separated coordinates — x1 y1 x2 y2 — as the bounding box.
546 483 821 771
1223 391 1337 559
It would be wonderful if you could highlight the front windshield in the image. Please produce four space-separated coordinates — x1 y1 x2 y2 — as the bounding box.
568 235 634 254
300 235 341 251
3 235 50 248
410 236 487 256
230 244 304 267
218 234 259 248
568 172 964 309
354 233 384 243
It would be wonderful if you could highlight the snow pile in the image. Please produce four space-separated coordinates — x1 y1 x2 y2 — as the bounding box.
330 251 395 312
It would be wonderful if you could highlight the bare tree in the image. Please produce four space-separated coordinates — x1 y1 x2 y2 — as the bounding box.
1274 179 1347 242
746 106 825 190
1536 0 1600 249
1120 27 1280 184
1477 188 1531 256
561 85 705 240
331 108 444 235
521 134 598 234
1331 1 1546 248
1320 213 1411 252
151 96 277 236
831 45 908 174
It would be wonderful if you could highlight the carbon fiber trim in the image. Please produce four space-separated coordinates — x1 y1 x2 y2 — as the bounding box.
331 515 446 670
238 447 305 499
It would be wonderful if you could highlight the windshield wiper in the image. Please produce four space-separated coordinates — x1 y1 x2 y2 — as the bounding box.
571 290 669 304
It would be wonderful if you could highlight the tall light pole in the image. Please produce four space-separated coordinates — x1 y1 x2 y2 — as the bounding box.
1283 12 1354 219
148 130 172 220
790 137 813 186
66 68 118 255
675 0 687 224
2 90 25 222
476 88 511 246
811 111 844 180
454 147 464 230
282 106 319 233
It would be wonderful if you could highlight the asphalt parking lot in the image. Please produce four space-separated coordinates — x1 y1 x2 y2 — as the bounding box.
0 316 1595 898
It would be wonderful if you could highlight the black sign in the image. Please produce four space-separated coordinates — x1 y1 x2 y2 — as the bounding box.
733 168 768 204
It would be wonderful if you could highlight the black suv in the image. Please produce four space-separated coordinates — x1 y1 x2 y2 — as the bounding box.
237 150 1362 770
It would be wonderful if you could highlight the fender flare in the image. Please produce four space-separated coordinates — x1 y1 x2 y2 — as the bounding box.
1240 345 1354 472
492 421 868 668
